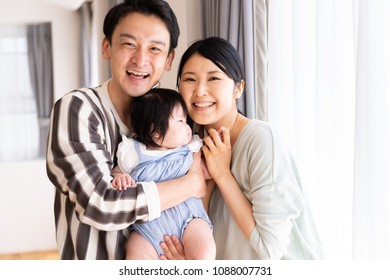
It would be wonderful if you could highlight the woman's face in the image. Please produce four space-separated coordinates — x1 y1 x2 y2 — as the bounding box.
178 53 243 129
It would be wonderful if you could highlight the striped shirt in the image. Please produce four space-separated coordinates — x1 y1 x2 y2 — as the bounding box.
46 80 161 259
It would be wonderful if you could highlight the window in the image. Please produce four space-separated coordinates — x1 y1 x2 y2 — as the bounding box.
0 25 39 161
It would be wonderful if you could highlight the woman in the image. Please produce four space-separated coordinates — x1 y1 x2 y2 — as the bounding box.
161 37 324 259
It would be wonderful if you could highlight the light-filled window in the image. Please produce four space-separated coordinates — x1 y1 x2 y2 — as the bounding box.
0 25 39 161
268 0 390 259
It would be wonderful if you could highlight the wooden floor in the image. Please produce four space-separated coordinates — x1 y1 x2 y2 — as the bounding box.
0 249 60 260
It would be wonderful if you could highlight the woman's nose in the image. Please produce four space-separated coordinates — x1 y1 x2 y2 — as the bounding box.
194 82 207 97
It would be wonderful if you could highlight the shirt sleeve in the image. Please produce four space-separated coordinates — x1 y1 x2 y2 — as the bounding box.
245 125 304 259
46 91 161 231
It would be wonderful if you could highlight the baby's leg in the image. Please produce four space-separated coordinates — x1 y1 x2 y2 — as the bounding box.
126 231 159 260
182 218 216 260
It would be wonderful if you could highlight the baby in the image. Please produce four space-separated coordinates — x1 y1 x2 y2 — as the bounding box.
112 88 215 260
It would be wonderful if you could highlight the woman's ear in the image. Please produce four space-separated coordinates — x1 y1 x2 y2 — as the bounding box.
234 80 245 99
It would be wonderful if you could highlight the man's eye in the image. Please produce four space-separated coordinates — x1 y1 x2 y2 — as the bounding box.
123 42 135 47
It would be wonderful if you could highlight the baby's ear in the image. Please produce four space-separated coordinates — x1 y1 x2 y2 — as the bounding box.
152 132 161 139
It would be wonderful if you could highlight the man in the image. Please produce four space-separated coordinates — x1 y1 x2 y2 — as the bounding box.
46 0 206 260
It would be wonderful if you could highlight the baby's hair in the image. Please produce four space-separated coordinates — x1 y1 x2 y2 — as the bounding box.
130 88 188 148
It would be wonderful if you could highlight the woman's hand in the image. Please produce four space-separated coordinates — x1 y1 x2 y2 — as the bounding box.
159 235 187 260
202 127 232 179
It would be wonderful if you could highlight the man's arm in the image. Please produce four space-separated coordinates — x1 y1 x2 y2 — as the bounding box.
46 91 160 231
157 151 206 211
47 90 207 230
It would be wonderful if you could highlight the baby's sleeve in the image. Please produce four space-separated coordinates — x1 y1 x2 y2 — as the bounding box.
116 136 139 174
188 134 203 152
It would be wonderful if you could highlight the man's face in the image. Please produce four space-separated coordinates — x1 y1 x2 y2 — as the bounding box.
103 12 174 99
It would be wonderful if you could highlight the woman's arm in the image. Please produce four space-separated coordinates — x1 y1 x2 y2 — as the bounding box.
202 128 256 239
201 179 215 213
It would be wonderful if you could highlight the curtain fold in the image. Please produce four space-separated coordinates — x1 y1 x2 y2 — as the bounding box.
79 1 93 87
26 22 54 158
254 0 268 120
352 0 390 259
109 0 124 9
202 0 266 120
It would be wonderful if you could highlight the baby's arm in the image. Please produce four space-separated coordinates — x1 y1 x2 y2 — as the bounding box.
112 165 136 190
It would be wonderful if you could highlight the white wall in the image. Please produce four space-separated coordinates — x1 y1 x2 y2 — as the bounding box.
0 0 202 255
0 0 80 254
0 160 56 254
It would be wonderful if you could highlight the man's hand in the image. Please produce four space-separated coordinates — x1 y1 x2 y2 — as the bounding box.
159 235 186 260
186 151 207 198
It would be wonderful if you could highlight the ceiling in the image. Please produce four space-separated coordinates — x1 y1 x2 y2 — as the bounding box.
40 0 86 10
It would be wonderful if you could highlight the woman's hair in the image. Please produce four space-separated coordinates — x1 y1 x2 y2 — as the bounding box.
103 0 180 53
176 36 245 90
130 88 188 148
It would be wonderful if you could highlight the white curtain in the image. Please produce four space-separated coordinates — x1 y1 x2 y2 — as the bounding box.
268 0 390 259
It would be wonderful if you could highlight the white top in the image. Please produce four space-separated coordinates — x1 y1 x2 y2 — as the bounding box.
208 120 324 259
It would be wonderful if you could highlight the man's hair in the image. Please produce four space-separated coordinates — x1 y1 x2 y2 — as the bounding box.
130 88 188 148
103 0 180 53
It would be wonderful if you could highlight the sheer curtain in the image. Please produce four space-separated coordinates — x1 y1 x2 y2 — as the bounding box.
0 25 39 161
268 0 390 259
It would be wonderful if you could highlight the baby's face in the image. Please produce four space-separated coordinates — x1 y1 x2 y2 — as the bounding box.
159 105 192 149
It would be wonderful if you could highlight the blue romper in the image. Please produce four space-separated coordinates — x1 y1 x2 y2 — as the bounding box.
116 135 212 256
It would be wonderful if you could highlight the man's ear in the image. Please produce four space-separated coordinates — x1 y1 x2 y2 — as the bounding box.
234 80 245 99
164 50 175 71
102 37 111 60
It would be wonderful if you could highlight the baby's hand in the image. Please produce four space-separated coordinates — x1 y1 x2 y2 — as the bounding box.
112 173 136 190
